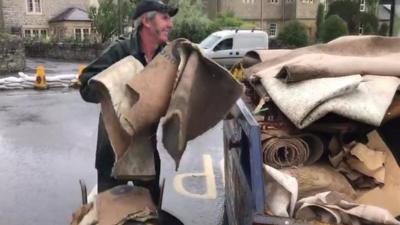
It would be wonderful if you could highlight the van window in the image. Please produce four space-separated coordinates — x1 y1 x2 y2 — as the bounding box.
214 38 233 51
200 35 220 49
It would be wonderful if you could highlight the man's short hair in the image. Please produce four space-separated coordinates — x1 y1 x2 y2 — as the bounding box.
133 11 157 30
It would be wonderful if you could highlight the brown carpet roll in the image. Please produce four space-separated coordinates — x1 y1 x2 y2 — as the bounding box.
262 133 324 168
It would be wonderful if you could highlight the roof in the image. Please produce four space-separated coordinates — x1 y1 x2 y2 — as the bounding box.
383 4 391 12
212 29 267 37
49 7 92 23
377 4 391 21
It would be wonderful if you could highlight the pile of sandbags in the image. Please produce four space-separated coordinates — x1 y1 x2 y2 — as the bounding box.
0 72 78 90
0 76 24 90
239 35 400 225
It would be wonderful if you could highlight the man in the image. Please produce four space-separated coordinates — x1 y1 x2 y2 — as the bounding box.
79 0 178 204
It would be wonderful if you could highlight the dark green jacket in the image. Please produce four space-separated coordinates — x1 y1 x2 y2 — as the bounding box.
80 31 147 103
79 31 163 172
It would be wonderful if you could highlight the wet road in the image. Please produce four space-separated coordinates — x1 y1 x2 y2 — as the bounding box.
0 89 224 225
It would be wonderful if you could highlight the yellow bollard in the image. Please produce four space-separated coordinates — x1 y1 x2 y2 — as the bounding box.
72 64 86 88
231 63 245 82
34 65 48 90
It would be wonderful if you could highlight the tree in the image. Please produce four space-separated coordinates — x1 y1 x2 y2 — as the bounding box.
89 0 135 42
320 15 348 43
378 23 389 36
277 20 309 47
359 12 378 34
316 3 325 40
365 0 379 15
169 0 210 43
208 11 255 33
327 0 359 34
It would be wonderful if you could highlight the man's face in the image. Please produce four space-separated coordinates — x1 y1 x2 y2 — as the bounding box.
144 12 173 44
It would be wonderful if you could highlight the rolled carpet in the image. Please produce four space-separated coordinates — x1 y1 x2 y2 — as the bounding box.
262 133 324 168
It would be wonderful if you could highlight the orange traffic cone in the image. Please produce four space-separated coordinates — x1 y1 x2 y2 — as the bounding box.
73 65 85 88
34 65 48 89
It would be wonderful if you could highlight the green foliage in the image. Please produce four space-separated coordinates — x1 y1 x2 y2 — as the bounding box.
208 11 254 33
395 15 400 35
359 12 378 34
89 0 135 42
169 0 210 43
0 32 15 41
326 0 379 35
365 0 379 14
316 3 325 40
277 20 309 47
378 23 389 36
23 35 98 46
327 0 359 33
320 15 348 42
208 11 242 32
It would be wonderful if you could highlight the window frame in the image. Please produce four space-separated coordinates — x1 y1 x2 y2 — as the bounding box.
26 0 42 15
242 0 255 4
269 23 278 37
360 0 366 12
23 28 48 39
74 28 92 41
213 38 233 51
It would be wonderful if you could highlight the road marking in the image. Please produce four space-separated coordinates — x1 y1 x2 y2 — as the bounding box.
173 154 217 199
87 184 97 204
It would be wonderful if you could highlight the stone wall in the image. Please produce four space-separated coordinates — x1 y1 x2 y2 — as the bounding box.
0 33 25 74
49 21 94 40
25 41 106 61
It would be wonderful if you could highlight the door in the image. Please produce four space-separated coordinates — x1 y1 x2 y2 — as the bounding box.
207 38 237 68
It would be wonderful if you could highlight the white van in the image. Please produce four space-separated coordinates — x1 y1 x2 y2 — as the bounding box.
199 29 269 68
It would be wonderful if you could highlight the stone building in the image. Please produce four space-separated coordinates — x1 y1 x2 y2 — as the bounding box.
202 0 319 39
0 0 98 40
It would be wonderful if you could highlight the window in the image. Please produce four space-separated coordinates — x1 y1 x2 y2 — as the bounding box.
24 30 31 37
302 0 314 3
40 29 47 38
24 28 47 39
214 38 233 51
75 29 82 40
75 28 91 41
200 35 221 49
269 23 277 37
32 29 39 38
360 0 366 11
242 0 255 3
26 0 42 14
359 24 364 34
83 29 90 40
270 0 279 3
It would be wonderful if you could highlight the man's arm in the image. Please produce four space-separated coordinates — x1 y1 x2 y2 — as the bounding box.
79 39 130 103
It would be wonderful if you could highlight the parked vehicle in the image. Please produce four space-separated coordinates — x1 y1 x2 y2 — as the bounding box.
199 29 269 68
